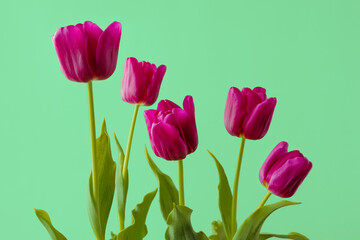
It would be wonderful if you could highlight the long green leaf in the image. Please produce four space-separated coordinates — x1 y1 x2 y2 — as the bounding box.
87 119 116 239
114 133 128 229
207 150 232 239
165 205 209 240
209 221 227 240
115 189 158 240
259 232 309 240
34 209 67 240
233 201 301 240
145 146 179 221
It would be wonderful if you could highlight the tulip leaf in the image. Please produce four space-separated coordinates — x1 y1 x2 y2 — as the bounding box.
233 201 301 240
110 232 118 240
34 209 67 240
113 189 158 240
207 150 232 239
86 119 116 240
114 133 128 230
209 221 227 240
145 146 179 221
259 232 309 240
165 205 209 240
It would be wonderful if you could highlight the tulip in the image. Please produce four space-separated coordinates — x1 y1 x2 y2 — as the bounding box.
259 141 312 198
224 87 276 140
121 57 167 106
52 21 122 82
144 95 198 161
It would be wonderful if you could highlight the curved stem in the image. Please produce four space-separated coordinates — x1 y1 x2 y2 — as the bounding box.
122 104 140 176
178 160 185 205
87 82 98 200
257 191 272 210
231 136 246 237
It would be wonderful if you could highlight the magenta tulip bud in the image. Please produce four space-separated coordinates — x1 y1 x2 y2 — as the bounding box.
52 21 122 82
224 87 276 140
144 96 198 160
259 141 312 198
121 57 167 106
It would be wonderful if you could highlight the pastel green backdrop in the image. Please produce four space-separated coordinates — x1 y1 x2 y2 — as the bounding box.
1 0 358 239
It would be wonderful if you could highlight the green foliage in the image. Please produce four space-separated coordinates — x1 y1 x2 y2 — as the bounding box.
112 189 158 240
145 146 179 221
110 232 118 240
34 209 67 240
114 133 128 229
165 205 209 240
207 150 232 239
86 119 116 240
233 201 301 240
259 232 309 240
209 221 227 240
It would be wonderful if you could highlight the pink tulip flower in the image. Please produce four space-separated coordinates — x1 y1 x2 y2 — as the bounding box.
121 57 167 106
52 21 122 82
224 87 276 140
259 141 312 198
144 96 198 160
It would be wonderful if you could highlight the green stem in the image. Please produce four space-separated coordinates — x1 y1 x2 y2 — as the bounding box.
118 104 139 231
257 191 272 210
178 160 185 205
122 104 140 176
87 82 103 240
87 81 98 200
119 214 125 232
231 136 246 237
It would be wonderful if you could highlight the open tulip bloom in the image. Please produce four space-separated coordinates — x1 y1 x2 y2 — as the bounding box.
35 20 313 240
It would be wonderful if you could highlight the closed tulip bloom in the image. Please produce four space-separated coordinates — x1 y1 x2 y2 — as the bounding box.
121 57 167 106
52 21 122 82
259 141 312 198
144 96 198 160
224 87 276 140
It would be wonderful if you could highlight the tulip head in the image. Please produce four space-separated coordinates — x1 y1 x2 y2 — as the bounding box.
121 57 167 106
259 141 312 198
144 96 198 160
224 87 276 140
52 21 122 82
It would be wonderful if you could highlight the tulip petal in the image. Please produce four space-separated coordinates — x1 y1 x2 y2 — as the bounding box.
259 141 288 185
140 61 156 81
144 65 167 106
264 150 304 184
183 95 195 120
243 88 264 115
167 108 198 155
96 21 122 80
224 87 246 137
244 97 277 140
268 157 312 198
144 110 159 136
83 21 103 72
121 57 147 104
182 96 198 153
241 88 266 130
253 87 267 102
157 99 181 112
151 122 188 160
52 25 94 82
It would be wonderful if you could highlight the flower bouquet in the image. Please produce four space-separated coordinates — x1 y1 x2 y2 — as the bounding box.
35 20 312 240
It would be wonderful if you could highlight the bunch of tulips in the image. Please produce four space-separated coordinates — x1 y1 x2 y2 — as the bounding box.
35 20 313 240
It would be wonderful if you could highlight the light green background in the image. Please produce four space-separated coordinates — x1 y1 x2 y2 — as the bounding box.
1 0 358 239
